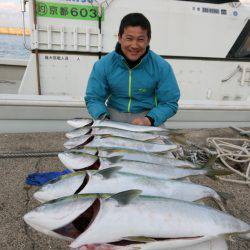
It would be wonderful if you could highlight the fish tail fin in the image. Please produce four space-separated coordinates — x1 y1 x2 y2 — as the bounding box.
198 155 217 169
217 191 234 202
213 198 227 212
205 168 232 180
210 191 235 211
237 231 250 240
194 196 227 212
169 133 188 146
106 156 123 164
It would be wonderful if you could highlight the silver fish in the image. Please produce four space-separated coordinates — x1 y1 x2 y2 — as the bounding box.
91 127 168 142
93 120 166 133
66 127 92 139
23 191 250 249
58 152 98 170
33 167 223 204
67 118 93 128
73 237 228 250
64 135 93 149
85 136 177 153
63 135 175 152
58 152 229 180
98 149 196 168
73 148 174 166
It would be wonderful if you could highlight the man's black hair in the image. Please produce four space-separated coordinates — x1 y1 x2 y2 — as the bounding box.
118 13 151 39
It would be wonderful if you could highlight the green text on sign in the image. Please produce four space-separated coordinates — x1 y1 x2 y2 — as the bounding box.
36 1 104 21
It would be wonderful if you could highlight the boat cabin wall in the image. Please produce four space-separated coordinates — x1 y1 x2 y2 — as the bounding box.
19 0 250 102
19 53 250 103
28 0 249 57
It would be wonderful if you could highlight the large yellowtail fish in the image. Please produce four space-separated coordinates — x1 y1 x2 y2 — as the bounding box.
64 135 177 153
33 167 227 208
23 191 250 249
58 152 230 180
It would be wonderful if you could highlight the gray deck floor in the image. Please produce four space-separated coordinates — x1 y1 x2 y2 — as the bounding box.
0 128 249 249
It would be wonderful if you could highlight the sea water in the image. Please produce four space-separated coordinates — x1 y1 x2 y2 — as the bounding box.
0 34 30 60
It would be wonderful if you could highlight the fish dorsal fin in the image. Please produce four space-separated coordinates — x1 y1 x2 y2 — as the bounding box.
193 199 204 206
123 236 156 243
106 156 123 163
110 189 142 205
95 167 122 179
202 155 217 169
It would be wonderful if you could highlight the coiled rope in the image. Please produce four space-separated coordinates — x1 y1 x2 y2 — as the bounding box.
207 137 250 185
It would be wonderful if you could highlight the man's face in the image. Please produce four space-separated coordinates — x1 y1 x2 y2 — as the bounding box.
118 26 150 61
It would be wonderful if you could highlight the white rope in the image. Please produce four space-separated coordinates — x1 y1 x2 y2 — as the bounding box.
207 137 250 185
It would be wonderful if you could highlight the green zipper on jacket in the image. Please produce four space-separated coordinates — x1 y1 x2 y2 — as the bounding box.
125 62 141 113
127 69 132 112
154 94 158 107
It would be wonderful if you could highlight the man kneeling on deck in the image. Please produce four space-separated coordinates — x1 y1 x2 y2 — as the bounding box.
85 13 180 127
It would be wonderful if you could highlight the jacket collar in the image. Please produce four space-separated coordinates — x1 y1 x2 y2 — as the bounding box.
114 42 150 69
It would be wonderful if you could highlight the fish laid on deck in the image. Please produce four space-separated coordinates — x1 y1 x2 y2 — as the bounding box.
66 126 168 141
92 120 167 133
97 149 195 168
66 127 92 139
23 190 250 249
58 152 229 180
64 135 177 153
67 119 167 133
91 127 169 142
66 148 194 168
33 167 226 205
67 118 93 128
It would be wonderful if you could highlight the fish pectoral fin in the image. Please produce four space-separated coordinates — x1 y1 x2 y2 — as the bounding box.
107 156 124 163
123 236 156 243
110 189 142 205
123 235 206 244
102 149 126 154
95 167 122 179
193 199 207 206
99 134 112 139
217 191 235 202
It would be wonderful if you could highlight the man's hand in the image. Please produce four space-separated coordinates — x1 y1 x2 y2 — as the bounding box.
131 117 151 126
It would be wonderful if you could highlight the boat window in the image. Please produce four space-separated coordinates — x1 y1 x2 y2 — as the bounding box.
227 20 250 59
177 0 239 3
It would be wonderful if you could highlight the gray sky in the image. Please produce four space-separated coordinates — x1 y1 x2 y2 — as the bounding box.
0 0 29 27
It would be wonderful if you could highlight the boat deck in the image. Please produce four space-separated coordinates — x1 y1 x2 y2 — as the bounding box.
0 128 249 249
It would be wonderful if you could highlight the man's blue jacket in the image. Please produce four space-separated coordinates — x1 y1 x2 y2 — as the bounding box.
85 49 180 126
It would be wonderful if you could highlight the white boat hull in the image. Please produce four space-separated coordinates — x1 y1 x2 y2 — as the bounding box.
0 94 249 132
0 59 27 94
